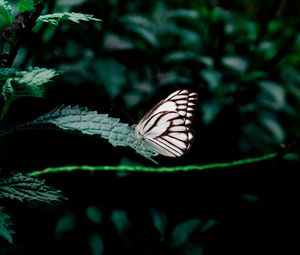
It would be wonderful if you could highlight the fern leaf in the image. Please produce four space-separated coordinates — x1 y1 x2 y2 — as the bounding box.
0 205 14 243
36 12 101 26
31 105 159 162
0 173 65 203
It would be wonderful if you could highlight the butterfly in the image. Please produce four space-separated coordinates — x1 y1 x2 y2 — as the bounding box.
135 89 198 157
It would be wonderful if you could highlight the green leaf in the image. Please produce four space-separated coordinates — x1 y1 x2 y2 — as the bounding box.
18 0 35 12
36 12 101 26
1 78 14 102
222 56 249 73
54 212 76 240
0 68 23 80
0 173 65 203
200 69 222 90
168 9 199 20
151 209 167 238
172 219 217 247
30 105 159 162
201 99 222 125
0 0 13 29
89 233 104 255
172 219 203 247
124 24 159 47
164 51 207 65
120 15 159 47
257 80 285 111
86 206 102 224
0 205 14 243
11 67 61 98
111 210 130 236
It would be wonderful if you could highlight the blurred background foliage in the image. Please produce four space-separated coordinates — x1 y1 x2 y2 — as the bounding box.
0 0 298 254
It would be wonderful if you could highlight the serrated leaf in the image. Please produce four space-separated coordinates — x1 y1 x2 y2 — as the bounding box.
36 12 101 26
30 105 159 162
12 67 61 98
0 173 65 203
0 0 13 28
0 206 14 243
0 68 23 80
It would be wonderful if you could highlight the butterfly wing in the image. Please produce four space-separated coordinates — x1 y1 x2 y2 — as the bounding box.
135 90 198 157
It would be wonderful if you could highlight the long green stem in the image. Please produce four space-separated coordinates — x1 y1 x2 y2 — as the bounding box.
31 152 278 176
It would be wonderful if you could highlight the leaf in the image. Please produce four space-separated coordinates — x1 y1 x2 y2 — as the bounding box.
164 51 207 65
11 67 61 98
172 219 217 248
86 206 102 224
0 173 66 203
111 210 130 236
257 80 285 111
0 206 14 243
201 99 222 125
0 68 23 80
167 9 199 20
120 15 154 30
54 212 76 240
151 209 167 239
1 78 14 102
124 24 159 47
172 219 203 247
222 56 249 73
18 0 35 12
89 233 104 255
36 12 101 26
200 69 222 90
30 105 159 162
0 0 13 28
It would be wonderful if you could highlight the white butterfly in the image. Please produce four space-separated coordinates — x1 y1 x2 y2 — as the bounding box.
135 89 198 157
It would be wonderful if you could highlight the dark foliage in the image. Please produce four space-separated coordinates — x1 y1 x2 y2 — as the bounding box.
1 0 297 254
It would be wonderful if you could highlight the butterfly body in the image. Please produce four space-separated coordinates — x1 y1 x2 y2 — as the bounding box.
135 90 198 157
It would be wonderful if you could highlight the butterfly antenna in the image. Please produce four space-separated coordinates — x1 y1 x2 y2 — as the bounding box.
121 108 135 125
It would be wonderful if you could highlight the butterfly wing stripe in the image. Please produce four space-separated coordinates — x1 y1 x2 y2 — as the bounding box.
143 112 180 135
160 136 187 150
168 132 189 141
155 137 184 156
169 126 188 132
144 138 180 157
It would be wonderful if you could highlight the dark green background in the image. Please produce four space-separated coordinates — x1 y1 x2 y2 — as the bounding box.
1 0 297 254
